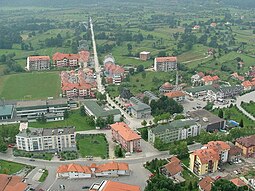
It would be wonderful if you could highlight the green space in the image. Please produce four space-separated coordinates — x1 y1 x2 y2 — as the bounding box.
0 160 26 175
39 169 48 182
241 101 255 117
181 167 199 191
31 109 95 131
0 72 61 100
76 134 108 159
144 158 168 174
13 149 53 161
60 151 79 160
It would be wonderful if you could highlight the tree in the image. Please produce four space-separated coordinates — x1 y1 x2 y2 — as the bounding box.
218 109 224 118
212 179 238 191
141 128 148 140
158 51 167 57
143 96 149 105
188 181 193 191
127 43 132 55
96 117 107 128
129 68 135 75
169 141 189 159
137 65 144 73
64 110 69 119
114 146 123 158
0 138 7 152
239 119 244 127
37 113 46 123
154 137 164 150
141 120 147 127
80 105 85 116
106 115 114 125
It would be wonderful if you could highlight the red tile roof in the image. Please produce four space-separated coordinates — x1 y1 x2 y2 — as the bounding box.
242 80 252 88
156 56 177 63
164 156 183 176
0 174 28 191
110 122 141 142
236 135 255 148
164 91 185 98
57 163 92 174
95 162 129 173
197 72 205 78
98 181 141 191
79 51 90 63
53 52 80 61
192 148 220 164
231 178 247 187
202 75 219 82
198 176 215 191
205 141 231 153
29 56 50 61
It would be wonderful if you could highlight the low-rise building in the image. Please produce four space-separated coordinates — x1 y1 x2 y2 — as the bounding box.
129 97 151 119
83 100 121 123
159 82 175 93
94 162 130 177
154 57 177 72
0 174 29 191
148 119 202 144
0 105 14 120
26 56 50 71
235 135 255 158
231 178 247 188
111 122 141 153
164 91 186 102
188 109 226 132
139 51 151 61
57 163 92 179
216 85 243 99
202 75 219 85
228 144 242 162
242 80 255 91
198 176 215 191
16 126 76 152
191 72 205 86
89 180 141 191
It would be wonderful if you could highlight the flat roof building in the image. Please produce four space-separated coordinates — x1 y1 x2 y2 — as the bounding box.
0 105 14 120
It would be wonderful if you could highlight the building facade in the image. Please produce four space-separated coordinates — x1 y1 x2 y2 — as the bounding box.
139 51 150 61
129 97 151 119
26 56 50 71
235 135 255 158
154 57 177 72
0 105 14 120
57 163 92 179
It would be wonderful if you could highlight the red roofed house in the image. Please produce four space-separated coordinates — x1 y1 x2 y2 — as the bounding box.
0 174 29 191
93 161 130 177
89 180 141 191
202 75 219 85
160 156 184 183
235 135 255 158
193 25 200 30
242 80 255 91
110 122 141 153
198 176 215 191
231 178 247 188
210 22 217 27
26 56 50 71
104 63 125 84
57 163 92 179
164 91 186 102
154 56 177 72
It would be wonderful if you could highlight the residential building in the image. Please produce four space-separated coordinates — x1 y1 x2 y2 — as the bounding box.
242 80 255 91
111 122 141 153
0 174 29 191
154 57 177 72
198 176 215 191
231 72 245 82
57 163 92 179
0 105 14 120
61 70 96 98
144 91 159 103
190 148 219 175
26 56 50 71
104 62 125 84
129 97 151 119
204 141 230 163
160 156 184 183
139 51 150 61
16 126 76 152
159 82 174 93
188 109 226 132
164 91 186 102
228 144 242 162
202 75 219 85
148 119 202 144
103 54 115 65
216 85 243 99
235 135 255 158
83 100 121 123
191 72 205 86
231 178 247 188
93 161 130 177
89 180 141 191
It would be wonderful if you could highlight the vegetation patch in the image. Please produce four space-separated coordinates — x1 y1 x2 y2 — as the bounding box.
13 149 53 161
39 169 48 182
241 101 255 117
0 160 27 175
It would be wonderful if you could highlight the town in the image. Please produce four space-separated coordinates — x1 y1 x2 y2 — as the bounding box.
0 0 255 191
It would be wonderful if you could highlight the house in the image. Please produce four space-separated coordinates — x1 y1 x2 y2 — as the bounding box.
144 91 159 103
94 161 130 177
159 82 174 93
190 148 219 175
231 178 247 188
83 100 121 123
129 97 151 119
0 174 29 191
191 72 205 85
148 119 202 144
193 25 200 30
110 122 141 153
154 57 177 72
16 126 76 152
61 70 96 98
228 144 242 162
235 135 255 158
231 72 244 82
210 22 217 27
216 85 243 99
188 109 226 132
242 80 255 91
140 51 151 61
57 163 92 179
0 105 14 121
204 141 230 163
198 176 215 191
26 56 50 71
160 156 184 183
164 91 185 102
89 180 141 191
202 75 219 85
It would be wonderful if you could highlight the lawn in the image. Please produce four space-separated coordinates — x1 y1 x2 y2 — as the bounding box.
0 160 26 175
241 101 255 117
30 109 95 131
39 169 48 182
0 72 61 100
76 134 108 159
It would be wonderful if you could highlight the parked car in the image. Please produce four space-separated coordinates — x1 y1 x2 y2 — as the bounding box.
82 186 90 189
215 176 222 180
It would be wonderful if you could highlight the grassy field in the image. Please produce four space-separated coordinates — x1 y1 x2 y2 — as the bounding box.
0 72 61 100
76 134 108 159
241 101 255 117
31 109 95 131
39 169 48 182
0 160 26 175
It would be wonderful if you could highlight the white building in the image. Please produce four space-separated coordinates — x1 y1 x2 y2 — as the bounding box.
57 163 92 179
154 57 177 72
16 126 76 152
26 56 50 71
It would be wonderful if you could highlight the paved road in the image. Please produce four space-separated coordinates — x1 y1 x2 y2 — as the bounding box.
236 91 255 121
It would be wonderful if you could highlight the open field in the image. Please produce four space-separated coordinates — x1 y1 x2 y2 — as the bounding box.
0 160 26 175
76 134 108 159
241 101 255 117
31 110 95 131
0 72 61 100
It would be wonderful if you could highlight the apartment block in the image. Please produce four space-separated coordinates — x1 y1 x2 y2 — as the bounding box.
26 56 50 71
154 56 177 72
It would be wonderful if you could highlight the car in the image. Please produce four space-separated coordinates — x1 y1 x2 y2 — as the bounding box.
215 176 222 180
29 158 35 161
82 186 90 189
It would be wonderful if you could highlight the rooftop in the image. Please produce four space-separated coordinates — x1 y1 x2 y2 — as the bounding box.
0 174 28 191
110 122 141 141
191 148 219 164
0 105 14 117
164 91 185 98
163 156 183 176
95 161 129 173
144 91 159 100
57 163 91 174
231 178 247 187
185 85 218 94
90 180 140 191
28 56 50 61
236 135 255 147
16 100 47 109
198 176 215 191
205 141 231 152
156 56 177 63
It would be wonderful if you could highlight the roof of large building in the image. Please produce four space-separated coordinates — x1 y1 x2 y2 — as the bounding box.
164 91 185 98
144 91 159 101
150 119 197 134
95 161 129 173
155 57 177 63
28 56 50 61
57 163 92 174
0 174 28 191
228 145 242 156
191 148 220 164
0 105 14 117
236 135 255 147
110 122 141 141
83 100 121 118
198 176 215 191
130 97 151 111
185 85 218 94
90 180 141 191
16 100 47 109
205 141 231 152
52 52 80 61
